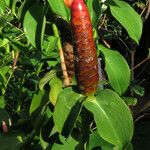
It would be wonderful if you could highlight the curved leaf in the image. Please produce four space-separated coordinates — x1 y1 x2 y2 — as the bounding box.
23 4 46 49
109 0 143 44
84 89 133 149
98 44 131 95
47 0 70 22
53 87 84 136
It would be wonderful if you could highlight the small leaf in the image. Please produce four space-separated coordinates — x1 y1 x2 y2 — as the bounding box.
131 85 145 96
42 36 58 52
47 0 70 22
0 96 5 108
49 76 62 105
23 4 46 49
11 0 18 17
84 89 133 148
109 0 143 44
123 97 137 106
39 70 56 91
98 44 131 95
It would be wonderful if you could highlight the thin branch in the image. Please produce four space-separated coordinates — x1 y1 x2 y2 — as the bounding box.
131 56 150 70
52 23 70 86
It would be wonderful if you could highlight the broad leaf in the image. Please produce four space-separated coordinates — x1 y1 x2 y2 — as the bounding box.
98 45 131 95
23 4 46 49
47 0 70 22
84 89 133 149
109 0 142 44
53 87 84 136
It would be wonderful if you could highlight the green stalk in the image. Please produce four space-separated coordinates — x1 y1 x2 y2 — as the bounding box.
52 23 70 86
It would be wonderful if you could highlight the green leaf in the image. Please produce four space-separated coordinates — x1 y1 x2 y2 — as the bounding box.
49 76 62 105
84 89 133 149
0 96 5 108
23 4 46 49
109 0 143 44
125 143 133 150
51 135 78 150
0 131 25 150
89 131 114 150
11 0 18 17
47 0 70 22
39 70 56 91
53 87 84 136
98 45 131 95
39 131 49 150
30 90 50 130
0 0 6 14
30 90 45 115
86 0 101 28
123 97 137 106
42 36 58 52
131 85 145 96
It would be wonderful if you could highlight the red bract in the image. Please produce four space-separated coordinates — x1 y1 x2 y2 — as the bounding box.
64 0 73 8
66 0 99 95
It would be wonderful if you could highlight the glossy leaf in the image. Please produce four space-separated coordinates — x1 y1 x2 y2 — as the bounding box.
109 0 142 44
23 4 46 49
47 0 70 22
98 44 131 95
84 89 133 148
53 87 84 135
49 76 62 105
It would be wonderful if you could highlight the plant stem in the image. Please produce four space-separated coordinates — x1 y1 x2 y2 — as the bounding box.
52 23 70 86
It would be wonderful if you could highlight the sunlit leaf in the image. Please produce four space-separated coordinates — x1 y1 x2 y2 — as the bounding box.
84 89 133 148
98 44 131 95
109 0 143 44
23 4 46 49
